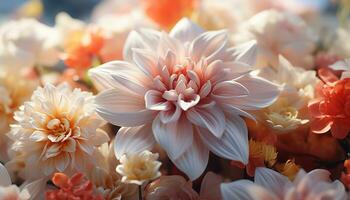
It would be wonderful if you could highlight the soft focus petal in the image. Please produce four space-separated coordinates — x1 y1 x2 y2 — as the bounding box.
170 18 204 43
230 40 258 66
114 124 155 159
255 167 290 198
0 163 11 186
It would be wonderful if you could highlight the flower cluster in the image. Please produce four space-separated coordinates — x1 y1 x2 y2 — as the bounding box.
1 0 350 199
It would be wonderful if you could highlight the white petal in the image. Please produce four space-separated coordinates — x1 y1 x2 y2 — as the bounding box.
186 104 225 138
170 18 204 43
23 178 46 200
95 88 155 127
55 153 70 172
255 167 290 198
230 40 258 66
30 131 47 142
330 59 350 71
152 114 193 159
232 74 280 110
145 90 171 111
133 48 158 78
0 163 11 186
190 30 228 62
77 141 94 155
62 138 76 152
198 115 249 164
221 180 278 200
212 80 249 99
173 133 209 180
157 32 185 58
89 61 150 94
123 30 160 61
114 124 155 159
159 104 182 123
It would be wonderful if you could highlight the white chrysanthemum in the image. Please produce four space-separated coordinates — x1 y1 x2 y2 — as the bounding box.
0 19 60 69
233 10 316 69
255 56 318 131
116 150 161 185
8 83 109 179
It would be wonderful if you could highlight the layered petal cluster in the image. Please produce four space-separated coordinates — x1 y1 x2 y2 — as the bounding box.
0 19 60 69
8 83 109 179
221 167 347 200
0 163 45 200
233 10 316 69
90 18 279 180
255 56 319 131
116 150 161 185
309 67 350 139
145 172 222 200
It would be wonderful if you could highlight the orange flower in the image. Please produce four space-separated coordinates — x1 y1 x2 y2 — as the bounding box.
141 0 197 28
309 68 350 139
231 139 277 176
63 27 105 69
46 173 103 200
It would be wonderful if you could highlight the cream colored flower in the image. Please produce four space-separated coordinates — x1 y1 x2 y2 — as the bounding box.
116 150 161 185
0 19 60 69
255 56 319 131
0 69 38 161
89 142 138 200
8 83 109 179
233 10 316 69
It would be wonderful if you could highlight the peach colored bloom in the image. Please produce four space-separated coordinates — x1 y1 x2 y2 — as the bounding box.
141 0 197 28
233 10 316 69
145 172 222 200
221 167 347 200
8 83 109 179
309 68 350 138
90 18 279 180
46 172 103 200
0 163 45 200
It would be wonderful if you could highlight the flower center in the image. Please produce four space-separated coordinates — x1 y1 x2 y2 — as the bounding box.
46 117 79 143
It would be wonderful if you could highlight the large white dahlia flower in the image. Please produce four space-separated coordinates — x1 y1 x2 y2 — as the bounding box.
89 18 279 180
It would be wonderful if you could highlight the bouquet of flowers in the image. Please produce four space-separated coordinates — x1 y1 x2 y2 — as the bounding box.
1 0 350 199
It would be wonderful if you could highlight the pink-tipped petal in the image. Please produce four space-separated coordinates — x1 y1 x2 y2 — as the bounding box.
230 40 258 66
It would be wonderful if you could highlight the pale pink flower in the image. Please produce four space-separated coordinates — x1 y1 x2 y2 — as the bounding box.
8 83 109 179
221 167 347 200
89 18 279 180
145 172 222 200
330 58 350 79
0 163 45 200
233 10 316 69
